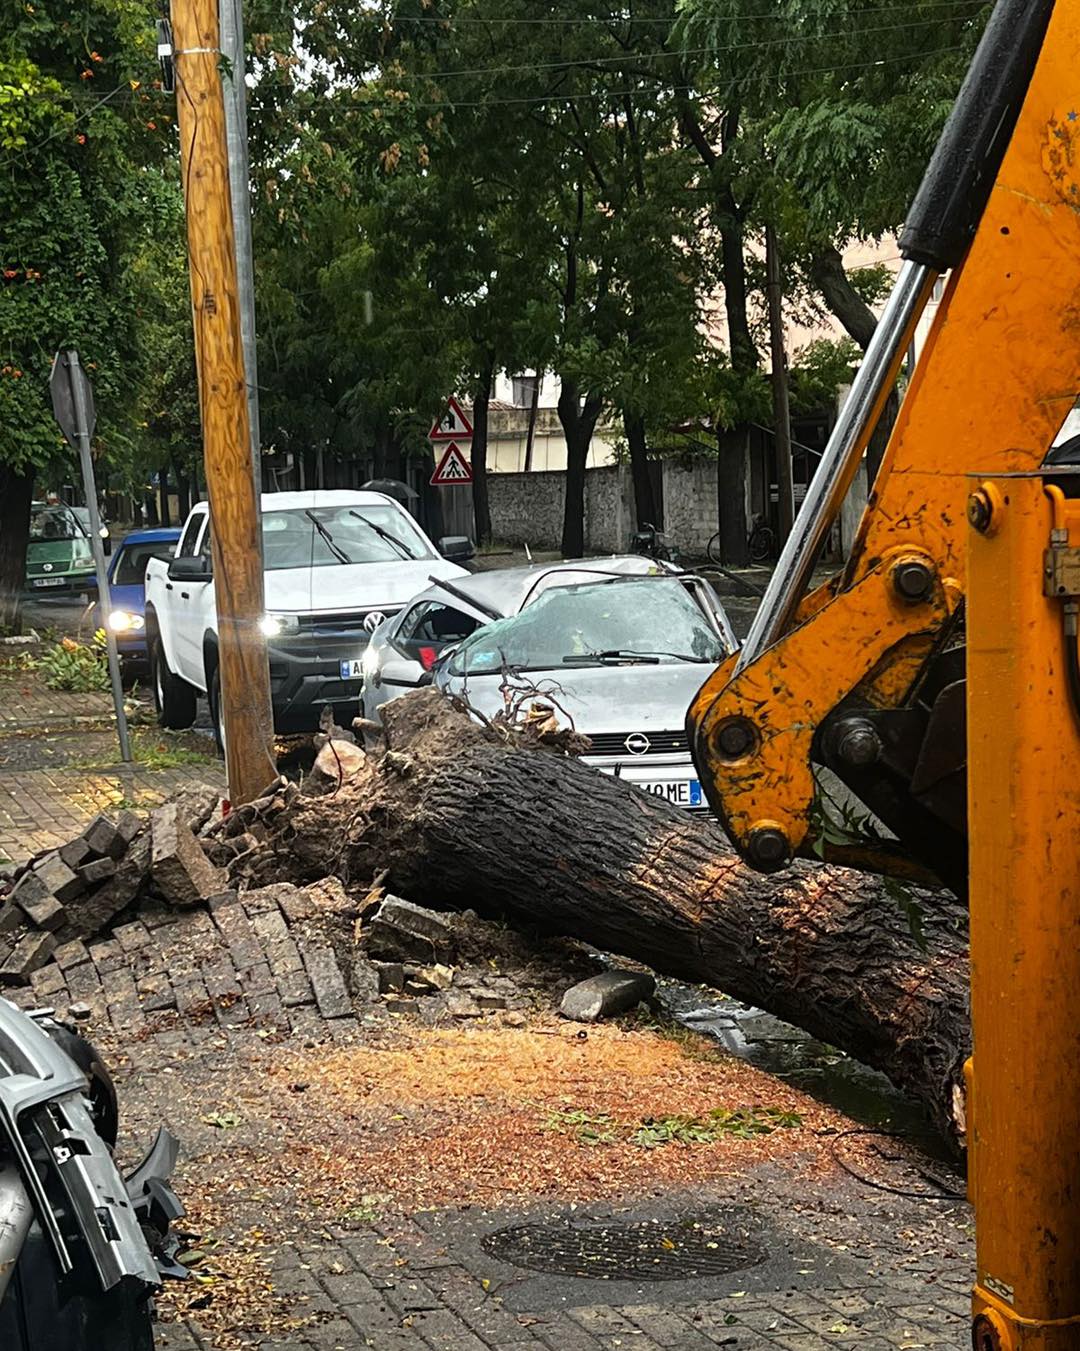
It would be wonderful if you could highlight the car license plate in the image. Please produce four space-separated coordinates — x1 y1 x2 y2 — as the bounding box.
32 577 65 588
639 779 703 807
340 657 364 680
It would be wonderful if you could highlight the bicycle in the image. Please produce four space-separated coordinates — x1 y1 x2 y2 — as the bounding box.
706 516 777 567
628 522 682 566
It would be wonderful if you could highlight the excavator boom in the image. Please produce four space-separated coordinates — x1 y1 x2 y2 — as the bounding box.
688 1 1080 1346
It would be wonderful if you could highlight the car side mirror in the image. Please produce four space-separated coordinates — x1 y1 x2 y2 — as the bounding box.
439 535 475 563
168 555 213 582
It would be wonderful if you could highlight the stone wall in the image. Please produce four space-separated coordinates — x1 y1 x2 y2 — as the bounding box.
489 466 634 554
660 458 718 557
488 457 774 560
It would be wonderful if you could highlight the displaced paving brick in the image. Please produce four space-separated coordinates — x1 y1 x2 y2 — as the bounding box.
58 837 93 871
82 813 128 861
151 802 227 907
10 870 66 930
30 963 68 999
115 809 143 847
65 835 150 934
375 962 405 994
207 889 239 913
0 931 57 984
366 896 455 965
276 885 319 925
32 852 85 903
559 970 656 1023
76 856 117 886
301 943 352 1019
52 938 90 971
0 902 25 935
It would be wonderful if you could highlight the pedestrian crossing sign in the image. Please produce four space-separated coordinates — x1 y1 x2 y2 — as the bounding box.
430 442 473 486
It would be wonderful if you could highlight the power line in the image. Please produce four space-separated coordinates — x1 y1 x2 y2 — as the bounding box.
380 10 983 82
374 0 986 22
365 43 969 108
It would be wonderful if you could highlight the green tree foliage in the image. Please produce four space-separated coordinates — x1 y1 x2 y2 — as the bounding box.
0 3 189 620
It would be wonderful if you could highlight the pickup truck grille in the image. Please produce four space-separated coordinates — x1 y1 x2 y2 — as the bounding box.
296 608 402 637
584 730 689 758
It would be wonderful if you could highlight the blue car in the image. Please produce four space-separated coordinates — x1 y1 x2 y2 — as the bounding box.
97 528 182 675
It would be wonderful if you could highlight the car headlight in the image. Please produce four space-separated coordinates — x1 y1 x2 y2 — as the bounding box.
259 613 300 637
108 610 145 633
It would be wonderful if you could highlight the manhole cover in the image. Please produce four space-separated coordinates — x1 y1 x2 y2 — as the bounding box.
481 1208 767 1281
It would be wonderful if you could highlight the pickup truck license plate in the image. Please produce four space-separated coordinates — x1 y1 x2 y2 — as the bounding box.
640 779 703 807
339 658 365 680
32 577 65 588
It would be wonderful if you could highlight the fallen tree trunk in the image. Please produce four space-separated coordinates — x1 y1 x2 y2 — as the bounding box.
252 690 971 1146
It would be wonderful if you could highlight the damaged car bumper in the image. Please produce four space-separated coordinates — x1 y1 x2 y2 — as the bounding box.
0 997 184 1346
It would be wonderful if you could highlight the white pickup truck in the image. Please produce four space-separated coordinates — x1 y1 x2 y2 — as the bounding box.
144 489 473 745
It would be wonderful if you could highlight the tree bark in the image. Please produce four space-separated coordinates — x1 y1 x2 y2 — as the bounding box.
0 466 34 631
471 351 494 546
158 465 171 527
558 378 604 558
523 374 541 472
766 225 795 542
716 425 751 565
623 410 657 530
809 244 900 487
269 690 970 1146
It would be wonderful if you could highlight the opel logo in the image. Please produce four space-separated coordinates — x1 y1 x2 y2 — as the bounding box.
42 563 53 573
625 732 651 755
363 611 386 633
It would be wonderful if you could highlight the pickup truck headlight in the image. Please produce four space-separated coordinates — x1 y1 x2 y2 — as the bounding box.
108 610 145 634
259 613 300 637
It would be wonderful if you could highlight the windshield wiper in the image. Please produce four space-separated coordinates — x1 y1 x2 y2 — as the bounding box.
304 510 353 565
561 649 709 665
562 649 662 665
348 510 415 560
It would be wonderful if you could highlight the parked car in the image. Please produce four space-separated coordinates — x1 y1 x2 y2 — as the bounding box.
89 528 182 679
24 502 96 597
434 571 737 810
0 998 184 1349
71 505 112 555
145 490 474 745
360 555 699 724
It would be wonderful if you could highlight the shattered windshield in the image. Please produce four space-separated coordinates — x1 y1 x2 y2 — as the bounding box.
260 504 434 570
29 506 83 542
447 577 725 676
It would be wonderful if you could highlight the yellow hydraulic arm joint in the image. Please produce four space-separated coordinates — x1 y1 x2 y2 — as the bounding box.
690 0 1080 880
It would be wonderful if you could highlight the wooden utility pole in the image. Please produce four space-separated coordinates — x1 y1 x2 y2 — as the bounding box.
765 224 795 541
172 0 274 804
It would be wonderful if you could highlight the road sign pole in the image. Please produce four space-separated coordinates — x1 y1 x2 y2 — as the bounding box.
61 350 132 764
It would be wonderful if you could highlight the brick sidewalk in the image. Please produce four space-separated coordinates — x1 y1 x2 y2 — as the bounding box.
3 873 971 1351
0 764 223 864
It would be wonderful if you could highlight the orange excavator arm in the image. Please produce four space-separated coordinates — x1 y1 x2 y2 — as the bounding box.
689 0 1079 897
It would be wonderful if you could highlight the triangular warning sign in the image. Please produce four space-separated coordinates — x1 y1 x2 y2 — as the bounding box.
430 442 473 486
428 395 473 442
